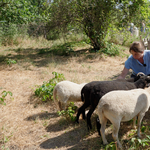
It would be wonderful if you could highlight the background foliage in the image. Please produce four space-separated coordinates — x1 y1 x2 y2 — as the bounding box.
0 0 150 51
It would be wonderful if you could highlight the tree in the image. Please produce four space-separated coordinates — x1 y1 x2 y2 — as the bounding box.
47 0 148 51
0 0 50 24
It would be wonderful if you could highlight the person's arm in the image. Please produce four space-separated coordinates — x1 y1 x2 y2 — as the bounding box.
117 67 129 79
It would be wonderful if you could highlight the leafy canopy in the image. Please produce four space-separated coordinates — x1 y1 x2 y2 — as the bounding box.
47 0 149 51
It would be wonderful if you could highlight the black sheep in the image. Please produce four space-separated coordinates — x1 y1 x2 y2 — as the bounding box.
75 74 150 130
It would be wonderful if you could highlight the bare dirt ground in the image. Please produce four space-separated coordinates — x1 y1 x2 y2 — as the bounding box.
0 46 150 150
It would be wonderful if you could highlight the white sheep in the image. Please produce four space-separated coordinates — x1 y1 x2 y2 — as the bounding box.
96 88 150 149
53 80 87 110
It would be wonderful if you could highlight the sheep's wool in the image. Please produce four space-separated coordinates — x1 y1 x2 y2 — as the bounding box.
98 89 150 122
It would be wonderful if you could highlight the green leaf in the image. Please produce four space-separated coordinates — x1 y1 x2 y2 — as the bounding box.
137 139 142 144
141 125 146 132
8 91 13 96
2 91 7 97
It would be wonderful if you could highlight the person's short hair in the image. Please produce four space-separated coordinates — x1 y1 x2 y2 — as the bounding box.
129 41 145 53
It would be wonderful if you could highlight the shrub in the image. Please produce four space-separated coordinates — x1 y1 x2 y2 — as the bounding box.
57 102 78 121
129 136 150 149
6 59 17 66
0 23 28 46
35 72 65 101
100 42 120 56
0 24 18 46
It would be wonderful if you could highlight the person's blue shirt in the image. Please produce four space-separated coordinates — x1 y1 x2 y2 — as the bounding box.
125 50 150 75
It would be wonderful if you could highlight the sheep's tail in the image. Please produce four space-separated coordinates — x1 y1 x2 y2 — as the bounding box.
81 88 85 102
96 103 109 136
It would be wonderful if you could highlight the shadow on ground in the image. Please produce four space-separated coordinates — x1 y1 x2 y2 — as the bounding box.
25 112 58 121
40 120 104 150
0 47 103 68
39 112 137 150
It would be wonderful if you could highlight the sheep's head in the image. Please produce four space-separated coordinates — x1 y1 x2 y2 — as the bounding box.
145 76 150 87
140 75 150 87
134 72 145 82
140 75 150 81
134 75 150 88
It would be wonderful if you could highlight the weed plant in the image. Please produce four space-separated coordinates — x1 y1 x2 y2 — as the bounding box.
57 102 78 122
35 72 65 101
0 91 13 105
100 42 120 56
6 59 17 66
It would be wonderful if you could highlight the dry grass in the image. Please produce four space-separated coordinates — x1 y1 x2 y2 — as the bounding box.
0 40 150 150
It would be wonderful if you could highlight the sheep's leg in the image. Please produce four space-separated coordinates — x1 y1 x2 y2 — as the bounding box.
58 101 62 111
82 101 90 120
75 105 83 123
137 113 145 138
87 105 97 130
58 97 67 110
133 116 137 128
58 102 67 111
75 102 90 123
61 103 66 110
96 117 101 136
112 120 122 149
57 95 67 110
87 108 93 130
87 96 99 130
99 115 108 145
81 106 86 120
